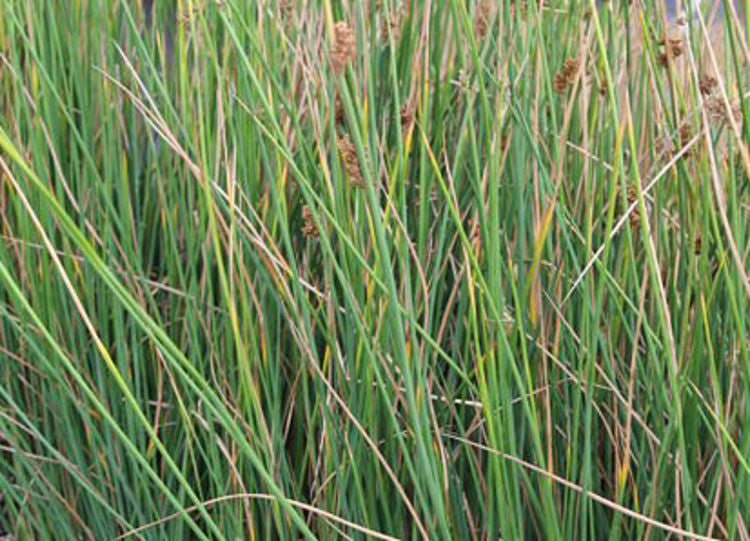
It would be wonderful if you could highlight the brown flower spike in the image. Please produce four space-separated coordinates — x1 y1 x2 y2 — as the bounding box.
331 22 356 73
554 57 580 94
337 135 365 188
699 75 717 97
657 36 684 67
474 0 492 41
626 185 641 230
301 206 319 239
705 95 742 127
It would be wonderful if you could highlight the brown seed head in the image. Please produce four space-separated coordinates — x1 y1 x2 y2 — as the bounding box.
554 57 580 94
667 37 683 58
400 102 414 134
334 93 345 124
331 22 356 74
626 186 641 230
380 8 403 43
694 233 702 255
562 57 580 78
554 72 569 94
705 95 742 127
474 0 492 41
337 135 365 188
598 78 608 97
658 36 684 66
699 75 717 96
301 206 319 239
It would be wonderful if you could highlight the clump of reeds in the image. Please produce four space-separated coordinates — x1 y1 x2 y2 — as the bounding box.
5 2 750 540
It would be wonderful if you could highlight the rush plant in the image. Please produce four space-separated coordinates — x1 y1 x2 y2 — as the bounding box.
0 1 749 539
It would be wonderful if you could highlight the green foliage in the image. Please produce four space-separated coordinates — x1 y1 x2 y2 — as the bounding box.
1 0 749 539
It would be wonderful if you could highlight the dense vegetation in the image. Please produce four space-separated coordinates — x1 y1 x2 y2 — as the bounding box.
1 0 750 539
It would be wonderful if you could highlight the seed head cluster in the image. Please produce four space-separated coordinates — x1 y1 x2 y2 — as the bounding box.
334 93 345 124
331 22 356 73
626 185 641 230
400 102 414 135
696 72 743 127
554 57 580 94
380 8 403 43
598 77 608 98
699 75 718 97
679 121 694 156
301 206 319 239
705 95 742 127
474 0 492 41
657 36 684 67
337 135 365 188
